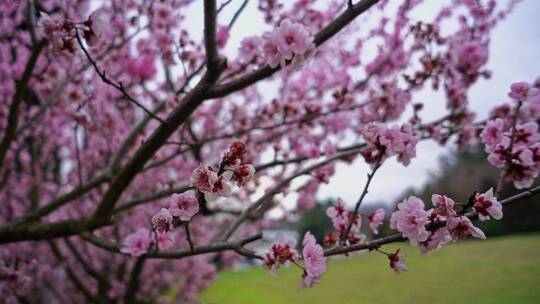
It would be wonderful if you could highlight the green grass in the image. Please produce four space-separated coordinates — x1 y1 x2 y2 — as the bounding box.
201 233 540 303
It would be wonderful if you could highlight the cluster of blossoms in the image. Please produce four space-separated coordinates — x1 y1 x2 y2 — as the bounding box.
323 199 386 246
318 187 503 276
190 141 255 201
481 82 540 189
390 189 503 260
263 233 300 274
263 232 326 288
38 9 109 55
360 123 419 166
121 228 153 257
455 40 489 79
121 191 199 256
242 18 314 68
123 142 255 256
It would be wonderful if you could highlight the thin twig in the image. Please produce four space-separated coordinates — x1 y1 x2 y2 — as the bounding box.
203 0 223 76
74 32 165 124
184 222 195 252
80 231 263 260
340 155 384 244
123 258 146 304
228 0 249 28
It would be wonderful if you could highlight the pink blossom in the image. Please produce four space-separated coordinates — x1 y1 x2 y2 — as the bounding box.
481 118 505 149
262 31 285 68
323 142 337 157
261 18 313 68
190 164 233 200
151 208 173 233
486 138 511 168
508 82 531 100
221 141 247 167
169 192 199 221
323 232 337 246
390 196 430 245
124 54 156 80
473 188 503 221
84 8 109 46
326 200 347 224
37 16 77 55
263 233 300 275
239 36 262 63
379 125 403 155
447 215 486 240
326 200 360 235
297 192 316 210
37 15 59 38
457 41 487 71
276 19 313 59
204 171 233 201
496 146 538 189
190 164 215 193
388 249 408 273
368 208 385 234
514 122 539 147
431 194 457 221
360 122 418 166
121 228 152 257
156 231 174 250
301 232 326 288
226 164 255 186
397 124 419 166
419 228 452 255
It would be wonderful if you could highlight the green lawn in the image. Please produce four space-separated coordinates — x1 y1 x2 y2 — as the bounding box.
201 233 540 303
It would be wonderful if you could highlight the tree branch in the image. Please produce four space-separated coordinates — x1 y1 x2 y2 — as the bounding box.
11 174 110 225
206 0 380 98
64 238 102 281
0 39 46 168
227 0 249 28
340 155 383 244
123 258 146 304
184 222 195 252
81 232 263 260
0 217 105 244
48 241 104 304
204 0 223 77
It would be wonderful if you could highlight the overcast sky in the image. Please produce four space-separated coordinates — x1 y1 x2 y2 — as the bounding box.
187 0 540 209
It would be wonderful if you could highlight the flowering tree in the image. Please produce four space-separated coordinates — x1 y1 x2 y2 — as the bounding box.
1 0 539 302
